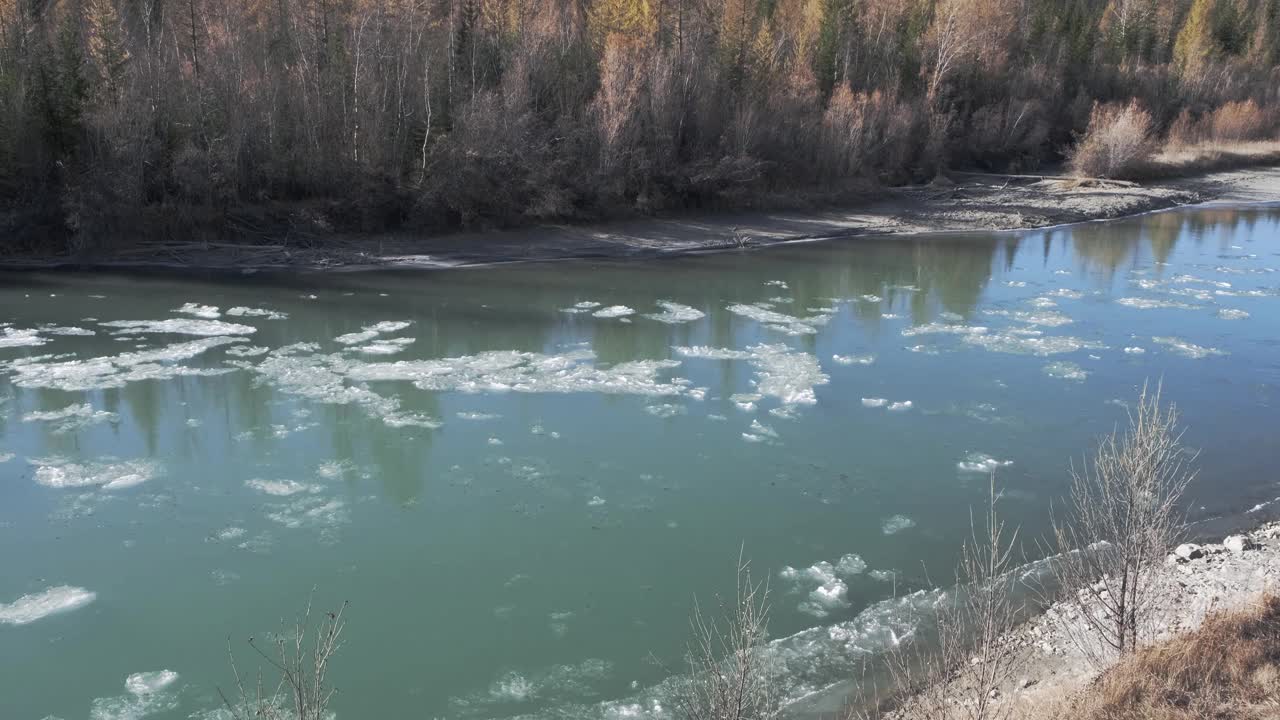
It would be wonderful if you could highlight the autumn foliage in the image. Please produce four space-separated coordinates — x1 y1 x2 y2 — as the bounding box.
0 0 1278 250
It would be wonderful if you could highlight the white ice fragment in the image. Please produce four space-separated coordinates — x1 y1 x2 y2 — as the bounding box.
981 308 1073 327
1116 297 1198 310
353 337 416 355
673 346 752 360
31 457 161 490
0 585 96 625
334 320 412 345
1045 289 1085 299
859 294 882 302
592 305 635 319
173 303 221 319
0 453 12 463
1123 346 1146 355
645 403 686 418
226 306 288 320
749 419 778 438
0 327 47 348
22 403 118 433
764 280 789 289
1217 308 1249 320
457 412 501 421
1004 281 1026 288
957 452 1013 474
125 670 179 696
1152 336 1227 359
588 496 606 507
887 401 912 412
832 354 875 366
962 332 1104 356
901 322 988 337
861 398 887 408
644 301 705 324
727 303 829 336
881 515 916 535
246 478 319 496
1043 361 1088 381
100 318 255 336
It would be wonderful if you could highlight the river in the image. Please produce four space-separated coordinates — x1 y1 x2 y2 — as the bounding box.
2 205 1280 719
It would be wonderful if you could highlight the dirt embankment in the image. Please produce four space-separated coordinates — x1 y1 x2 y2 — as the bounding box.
3 166 1279 272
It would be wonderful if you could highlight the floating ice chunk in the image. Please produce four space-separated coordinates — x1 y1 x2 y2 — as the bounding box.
100 318 255 336
353 337 416 355
1028 297 1058 309
592 305 635 319
749 344 828 405
0 452 12 463
881 515 916 535
316 460 355 480
266 496 348 531
835 554 866 576
125 670 179 696
764 280 789 289
957 452 1013 474
457 412 501 421
1152 336 1227 359
742 433 766 443
245 478 319 496
1054 269 1071 275
226 306 288 320
749 419 778 438
0 327 47 348
0 585 96 625
32 457 162 490
982 308 1073 327
560 301 603 314
645 403 686 418
215 526 246 541
887 401 912 412
644 301 705 324
672 346 752 360
39 325 96 336
769 405 799 420
382 411 441 429
901 322 988 337
1123 346 1146 355
22 403 119 433
730 393 761 412
226 345 269 357
173 303 221 319
1116 297 1198 310
1043 361 1088 381
1217 308 1250 320
861 398 887 408
869 569 897 583
1005 281 1027 288
859 294 882 303
832 354 875 366
727 303 830 336
962 332 1104 356
1173 274 1232 289
1045 289 1085 299
334 320 412 345
588 496 606 507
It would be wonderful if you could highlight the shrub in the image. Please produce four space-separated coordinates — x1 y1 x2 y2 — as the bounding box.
1208 99 1272 142
1068 100 1155 179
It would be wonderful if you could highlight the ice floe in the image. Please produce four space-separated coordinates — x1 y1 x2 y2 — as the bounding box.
6 337 244 391
22 403 119 433
125 670 179 696
334 320 412 345
957 452 1013 474
457 412 502 421
89 670 180 720
981 308 1073 327
645 403 686 418
1116 297 1199 310
832 354 875 366
887 401 913 412
779 554 866 618
226 306 288 320
901 322 987 337
100 318 255 336
1217 308 1250 320
644 301 705 324
592 305 635 319
1152 336 1228 359
881 515 916 535
265 496 349 532
1043 361 1088 381
861 398 887 408
560 301 603 314
672 346 752 360
727 303 831 336
225 345 269 357
0 452 12 463
246 478 319 496
31 457 162 490
174 303 221 319
352 337 416 355
0 327 47 348
0 585 96 625
961 332 1105 356
1124 346 1146 354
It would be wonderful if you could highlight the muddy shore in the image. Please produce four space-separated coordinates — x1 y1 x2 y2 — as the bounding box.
4 167 1279 272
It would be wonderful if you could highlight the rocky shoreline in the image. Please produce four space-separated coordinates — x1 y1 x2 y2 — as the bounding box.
932 519 1280 717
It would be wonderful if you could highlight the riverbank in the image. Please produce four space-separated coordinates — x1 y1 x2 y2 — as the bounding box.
871 518 1280 720
4 165 1280 272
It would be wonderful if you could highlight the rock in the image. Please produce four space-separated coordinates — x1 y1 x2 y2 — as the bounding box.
1175 543 1203 560
988 688 1000 700
1020 677 1038 689
1224 535 1254 554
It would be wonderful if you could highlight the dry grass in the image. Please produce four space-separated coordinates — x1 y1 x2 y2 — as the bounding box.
1145 141 1280 179
1068 101 1157 179
1047 595 1280 720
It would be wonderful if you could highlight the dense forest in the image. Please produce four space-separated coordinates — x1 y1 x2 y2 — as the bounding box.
0 0 1278 249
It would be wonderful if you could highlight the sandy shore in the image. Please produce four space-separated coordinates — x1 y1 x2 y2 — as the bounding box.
4 167 1279 272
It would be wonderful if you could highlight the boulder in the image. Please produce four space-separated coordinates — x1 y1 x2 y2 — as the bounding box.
1224 535 1255 554
1174 543 1203 560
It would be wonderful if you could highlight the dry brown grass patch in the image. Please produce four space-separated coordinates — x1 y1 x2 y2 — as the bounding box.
1062 595 1280 720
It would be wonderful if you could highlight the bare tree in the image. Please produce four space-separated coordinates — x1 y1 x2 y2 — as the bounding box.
1050 381 1195 665
852 474 1023 720
675 555 780 720
219 597 348 720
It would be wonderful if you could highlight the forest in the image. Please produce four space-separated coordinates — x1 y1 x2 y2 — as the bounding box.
0 0 1277 250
